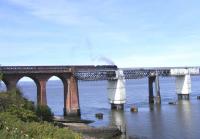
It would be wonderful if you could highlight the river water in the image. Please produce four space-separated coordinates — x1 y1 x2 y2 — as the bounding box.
1 76 200 139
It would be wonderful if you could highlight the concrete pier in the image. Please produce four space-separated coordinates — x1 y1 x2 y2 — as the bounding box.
175 75 191 100
107 70 126 110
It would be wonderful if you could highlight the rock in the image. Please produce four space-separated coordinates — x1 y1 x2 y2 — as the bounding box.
168 101 177 105
95 113 103 119
130 106 138 112
197 96 200 100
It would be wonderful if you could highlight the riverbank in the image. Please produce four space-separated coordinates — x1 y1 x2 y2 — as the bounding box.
0 89 81 139
54 116 122 139
0 89 121 139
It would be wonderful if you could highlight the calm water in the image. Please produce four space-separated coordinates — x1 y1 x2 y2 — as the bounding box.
1 76 200 139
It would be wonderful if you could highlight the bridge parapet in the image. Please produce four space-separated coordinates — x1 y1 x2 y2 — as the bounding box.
170 68 200 76
0 66 72 74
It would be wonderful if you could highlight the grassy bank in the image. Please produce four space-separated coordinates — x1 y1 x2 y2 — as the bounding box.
0 89 82 139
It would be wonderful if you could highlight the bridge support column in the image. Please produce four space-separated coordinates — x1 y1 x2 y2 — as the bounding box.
7 80 18 91
37 79 47 105
64 76 80 116
107 70 126 110
148 75 161 104
155 75 161 104
176 74 191 100
148 77 155 104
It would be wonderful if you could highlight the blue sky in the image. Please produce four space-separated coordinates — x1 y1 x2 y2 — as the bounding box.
0 0 200 67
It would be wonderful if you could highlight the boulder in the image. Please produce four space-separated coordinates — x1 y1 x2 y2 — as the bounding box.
168 101 177 105
130 106 138 112
95 113 103 119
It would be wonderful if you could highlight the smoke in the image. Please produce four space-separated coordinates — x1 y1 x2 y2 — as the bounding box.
98 56 115 65
85 38 96 61
85 37 115 65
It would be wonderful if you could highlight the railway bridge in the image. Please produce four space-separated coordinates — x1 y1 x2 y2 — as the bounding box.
0 65 199 116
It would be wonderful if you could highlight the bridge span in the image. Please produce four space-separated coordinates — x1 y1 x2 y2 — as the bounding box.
0 65 199 116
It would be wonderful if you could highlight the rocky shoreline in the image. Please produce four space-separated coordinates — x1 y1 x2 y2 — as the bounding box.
54 116 122 139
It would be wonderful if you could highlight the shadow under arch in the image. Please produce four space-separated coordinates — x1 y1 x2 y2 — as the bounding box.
16 76 38 104
46 75 64 116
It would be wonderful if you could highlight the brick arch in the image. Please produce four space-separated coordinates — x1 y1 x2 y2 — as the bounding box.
16 76 38 103
46 75 65 115
16 76 39 87
46 75 65 86
1 73 80 116
2 75 21 91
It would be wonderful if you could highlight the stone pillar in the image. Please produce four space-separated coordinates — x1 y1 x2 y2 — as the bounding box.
3 75 19 91
148 76 155 104
155 75 161 104
7 80 18 91
37 79 47 105
176 74 191 100
107 70 126 110
64 76 80 116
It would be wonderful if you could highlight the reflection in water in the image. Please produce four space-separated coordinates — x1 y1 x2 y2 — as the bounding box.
178 100 191 123
149 104 164 139
149 104 161 112
177 100 192 139
177 100 191 123
110 110 127 139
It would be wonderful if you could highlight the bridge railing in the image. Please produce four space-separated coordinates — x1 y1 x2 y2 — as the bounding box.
0 66 72 74
74 70 116 81
123 69 171 79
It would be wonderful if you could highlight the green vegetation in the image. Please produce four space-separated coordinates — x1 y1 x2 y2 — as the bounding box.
0 89 82 139
0 72 2 81
36 104 54 122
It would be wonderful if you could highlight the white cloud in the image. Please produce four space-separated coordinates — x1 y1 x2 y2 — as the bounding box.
8 0 105 26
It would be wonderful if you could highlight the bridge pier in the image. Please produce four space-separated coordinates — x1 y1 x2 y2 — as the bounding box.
107 70 126 110
175 74 191 100
64 76 80 116
36 78 47 105
148 76 155 104
155 75 161 104
7 79 18 91
148 75 161 104
3 75 19 91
